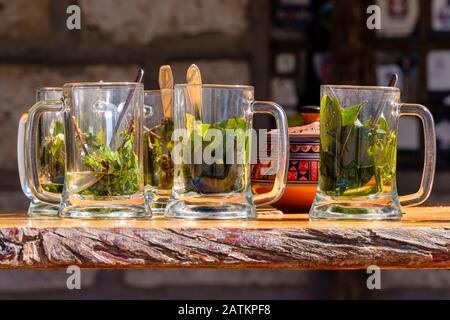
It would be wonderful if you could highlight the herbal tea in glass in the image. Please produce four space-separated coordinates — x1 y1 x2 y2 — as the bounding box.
39 119 65 194
180 115 249 195
319 95 397 198
27 83 149 219
66 120 141 198
166 84 288 220
310 85 436 220
143 90 174 213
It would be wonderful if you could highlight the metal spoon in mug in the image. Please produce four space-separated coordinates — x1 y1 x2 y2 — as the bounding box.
387 73 399 88
109 68 145 148
373 73 398 124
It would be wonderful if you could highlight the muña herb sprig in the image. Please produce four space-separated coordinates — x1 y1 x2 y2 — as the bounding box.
74 120 141 197
40 121 65 193
182 115 249 194
144 119 174 190
319 95 397 197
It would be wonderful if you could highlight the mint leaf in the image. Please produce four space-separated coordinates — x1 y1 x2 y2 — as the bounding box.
342 101 366 127
320 95 342 154
181 116 249 194
80 127 141 197
319 95 397 197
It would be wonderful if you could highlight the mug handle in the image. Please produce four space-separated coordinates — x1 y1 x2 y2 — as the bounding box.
399 103 436 207
252 101 289 207
18 112 32 199
26 100 65 204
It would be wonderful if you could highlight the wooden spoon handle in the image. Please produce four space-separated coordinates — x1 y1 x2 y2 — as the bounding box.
186 64 203 120
159 65 174 118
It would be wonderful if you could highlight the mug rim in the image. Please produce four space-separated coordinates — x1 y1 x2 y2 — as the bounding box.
145 89 173 93
63 82 144 88
321 84 400 92
175 84 254 90
37 87 63 92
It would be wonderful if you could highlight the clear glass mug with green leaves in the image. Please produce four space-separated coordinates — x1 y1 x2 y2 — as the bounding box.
18 87 64 216
143 90 174 214
166 84 288 220
26 82 149 219
310 85 436 220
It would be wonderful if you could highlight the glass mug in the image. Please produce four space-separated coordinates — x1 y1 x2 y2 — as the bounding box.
165 84 288 220
27 82 149 219
310 85 436 220
143 90 174 214
18 87 64 216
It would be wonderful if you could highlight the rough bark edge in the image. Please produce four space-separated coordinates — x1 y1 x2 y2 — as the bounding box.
0 227 448 269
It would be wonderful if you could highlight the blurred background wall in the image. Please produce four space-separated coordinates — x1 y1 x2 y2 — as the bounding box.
0 0 448 299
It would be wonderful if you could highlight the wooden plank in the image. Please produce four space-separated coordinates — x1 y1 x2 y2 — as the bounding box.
0 207 448 270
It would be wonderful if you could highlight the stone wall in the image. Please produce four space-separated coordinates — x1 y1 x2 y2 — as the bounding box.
0 0 261 208
79 0 249 44
0 0 447 300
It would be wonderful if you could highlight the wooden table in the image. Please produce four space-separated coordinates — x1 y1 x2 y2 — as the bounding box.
0 207 448 270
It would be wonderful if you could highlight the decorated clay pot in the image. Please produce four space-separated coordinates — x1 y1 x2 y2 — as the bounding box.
252 112 320 213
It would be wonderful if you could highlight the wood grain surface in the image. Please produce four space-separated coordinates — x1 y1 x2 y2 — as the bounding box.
0 207 448 270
